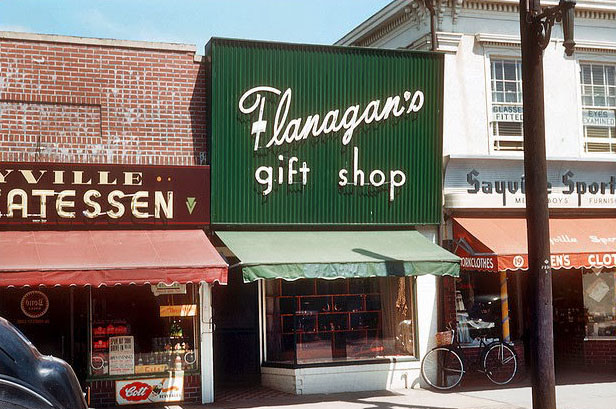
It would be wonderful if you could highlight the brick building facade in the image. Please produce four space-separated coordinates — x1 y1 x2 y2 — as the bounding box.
0 31 206 166
0 31 212 407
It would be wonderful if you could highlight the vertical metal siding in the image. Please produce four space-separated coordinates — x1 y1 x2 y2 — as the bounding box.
208 38 444 226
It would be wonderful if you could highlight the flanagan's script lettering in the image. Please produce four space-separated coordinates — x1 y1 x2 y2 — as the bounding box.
239 86 425 151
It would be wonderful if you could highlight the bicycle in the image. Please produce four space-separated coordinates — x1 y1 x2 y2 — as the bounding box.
420 322 518 390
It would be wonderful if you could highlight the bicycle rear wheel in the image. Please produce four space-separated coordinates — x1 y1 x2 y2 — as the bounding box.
482 342 517 385
421 347 464 390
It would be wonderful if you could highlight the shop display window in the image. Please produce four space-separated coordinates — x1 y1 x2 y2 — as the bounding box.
265 277 416 365
89 284 199 378
583 269 616 338
455 272 503 345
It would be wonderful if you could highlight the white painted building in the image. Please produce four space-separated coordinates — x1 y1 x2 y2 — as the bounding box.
339 0 616 379
338 0 616 159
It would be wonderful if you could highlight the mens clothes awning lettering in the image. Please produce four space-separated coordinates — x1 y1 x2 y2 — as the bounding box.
453 217 616 272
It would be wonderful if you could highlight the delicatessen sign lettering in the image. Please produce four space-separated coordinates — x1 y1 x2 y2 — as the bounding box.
0 163 209 226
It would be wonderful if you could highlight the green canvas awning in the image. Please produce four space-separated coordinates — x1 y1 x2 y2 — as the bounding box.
216 231 460 282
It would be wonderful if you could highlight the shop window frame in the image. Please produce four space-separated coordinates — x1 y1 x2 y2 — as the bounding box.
485 53 525 155
455 271 522 346
86 284 201 380
576 57 616 157
582 268 616 340
261 277 419 369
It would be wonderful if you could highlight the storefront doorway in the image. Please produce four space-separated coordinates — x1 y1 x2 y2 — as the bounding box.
0 287 89 382
552 270 585 370
212 270 260 386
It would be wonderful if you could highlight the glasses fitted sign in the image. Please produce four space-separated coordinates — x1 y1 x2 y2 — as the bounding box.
208 38 444 225
0 163 210 226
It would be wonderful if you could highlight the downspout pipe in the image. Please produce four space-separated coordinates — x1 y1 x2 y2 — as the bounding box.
424 0 438 51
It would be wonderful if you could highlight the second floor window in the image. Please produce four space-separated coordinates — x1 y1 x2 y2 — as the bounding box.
490 59 524 152
580 63 616 154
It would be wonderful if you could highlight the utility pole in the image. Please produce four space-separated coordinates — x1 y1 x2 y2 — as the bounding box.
519 0 575 408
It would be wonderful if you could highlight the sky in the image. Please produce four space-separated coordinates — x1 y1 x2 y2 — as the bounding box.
0 0 391 53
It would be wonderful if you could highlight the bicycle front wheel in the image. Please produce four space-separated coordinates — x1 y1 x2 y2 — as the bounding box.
421 347 464 390
482 342 518 385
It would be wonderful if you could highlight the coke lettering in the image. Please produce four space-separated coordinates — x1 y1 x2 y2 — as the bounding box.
119 382 152 402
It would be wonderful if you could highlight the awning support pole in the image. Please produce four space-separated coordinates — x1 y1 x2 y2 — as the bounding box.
500 271 511 343
199 282 214 404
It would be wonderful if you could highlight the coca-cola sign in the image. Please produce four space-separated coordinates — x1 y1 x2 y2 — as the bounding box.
115 374 184 405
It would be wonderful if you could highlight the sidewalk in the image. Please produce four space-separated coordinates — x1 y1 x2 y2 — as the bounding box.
460 370 616 409
141 371 616 409
180 388 523 409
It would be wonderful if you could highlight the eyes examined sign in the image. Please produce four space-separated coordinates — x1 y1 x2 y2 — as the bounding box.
208 38 444 225
0 163 209 226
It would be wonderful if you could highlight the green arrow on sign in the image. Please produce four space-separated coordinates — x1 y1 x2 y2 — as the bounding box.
186 197 197 214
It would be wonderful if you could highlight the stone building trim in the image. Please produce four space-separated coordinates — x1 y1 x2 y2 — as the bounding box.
574 39 616 54
0 31 198 54
407 32 464 53
339 0 616 47
475 33 521 48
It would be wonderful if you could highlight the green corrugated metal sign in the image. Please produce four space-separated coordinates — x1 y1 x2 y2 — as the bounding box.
207 38 444 226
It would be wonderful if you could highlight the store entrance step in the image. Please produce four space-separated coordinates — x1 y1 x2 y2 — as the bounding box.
214 384 292 403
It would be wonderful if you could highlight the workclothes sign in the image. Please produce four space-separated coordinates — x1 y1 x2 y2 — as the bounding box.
0 163 210 226
208 38 444 225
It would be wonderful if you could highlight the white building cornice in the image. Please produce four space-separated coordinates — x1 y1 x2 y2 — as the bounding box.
338 0 616 47
475 33 616 54
475 33 521 48
335 0 413 46
408 32 464 53
575 39 616 54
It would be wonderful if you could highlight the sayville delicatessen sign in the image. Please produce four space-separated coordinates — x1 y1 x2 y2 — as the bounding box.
0 162 209 226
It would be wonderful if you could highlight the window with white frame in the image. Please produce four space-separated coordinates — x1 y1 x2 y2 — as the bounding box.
580 63 616 154
489 59 524 152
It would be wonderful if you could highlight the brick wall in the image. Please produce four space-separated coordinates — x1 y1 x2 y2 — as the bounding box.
441 276 457 329
583 340 616 370
88 374 202 407
0 32 206 165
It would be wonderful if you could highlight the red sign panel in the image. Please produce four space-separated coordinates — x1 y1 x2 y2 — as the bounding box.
0 162 209 226
119 382 153 402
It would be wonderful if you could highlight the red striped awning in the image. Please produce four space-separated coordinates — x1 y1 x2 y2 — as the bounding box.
0 230 227 287
453 218 616 272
